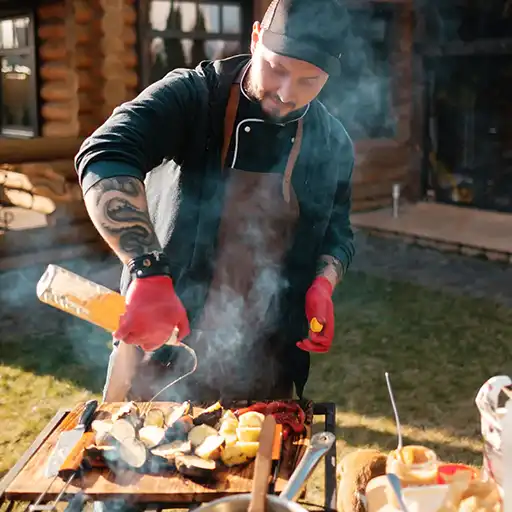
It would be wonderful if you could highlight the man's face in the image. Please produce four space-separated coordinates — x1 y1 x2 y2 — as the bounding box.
247 22 329 121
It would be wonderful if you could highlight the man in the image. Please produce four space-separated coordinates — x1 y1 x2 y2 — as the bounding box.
75 0 355 403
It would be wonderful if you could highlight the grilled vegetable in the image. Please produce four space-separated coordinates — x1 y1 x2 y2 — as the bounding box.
139 426 166 448
112 402 143 429
195 435 225 461
91 420 114 446
118 438 149 469
110 418 137 443
144 408 166 428
175 454 217 479
151 440 192 461
193 408 223 428
188 425 219 448
164 415 194 443
166 401 192 427
238 411 265 428
221 445 252 467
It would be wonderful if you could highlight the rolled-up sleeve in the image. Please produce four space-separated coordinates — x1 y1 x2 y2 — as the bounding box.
75 70 200 195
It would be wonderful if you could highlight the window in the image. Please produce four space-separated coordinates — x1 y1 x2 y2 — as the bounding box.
142 0 251 85
0 13 38 138
318 5 397 140
142 0 248 87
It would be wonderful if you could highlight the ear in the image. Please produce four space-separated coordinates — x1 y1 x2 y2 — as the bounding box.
250 21 261 54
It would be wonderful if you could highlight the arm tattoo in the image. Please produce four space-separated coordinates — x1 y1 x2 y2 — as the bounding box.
316 255 344 288
84 176 161 262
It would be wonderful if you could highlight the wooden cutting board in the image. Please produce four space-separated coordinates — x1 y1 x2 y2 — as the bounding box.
5 401 312 504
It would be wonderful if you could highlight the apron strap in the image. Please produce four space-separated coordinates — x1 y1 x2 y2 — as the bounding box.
282 118 303 203
221 64 248 169
221 84 240 169
221 61 304 200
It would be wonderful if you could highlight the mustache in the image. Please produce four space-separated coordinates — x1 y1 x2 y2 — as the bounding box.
264 93 296 110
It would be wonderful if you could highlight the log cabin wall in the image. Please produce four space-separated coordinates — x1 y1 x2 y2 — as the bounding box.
351 1 414 212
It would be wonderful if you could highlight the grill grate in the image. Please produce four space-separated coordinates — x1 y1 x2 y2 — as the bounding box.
0 402 337 512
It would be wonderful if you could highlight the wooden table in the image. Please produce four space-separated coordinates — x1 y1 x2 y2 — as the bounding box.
0 402 337 512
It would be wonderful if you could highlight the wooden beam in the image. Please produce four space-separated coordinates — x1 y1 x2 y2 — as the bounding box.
0 137 83 163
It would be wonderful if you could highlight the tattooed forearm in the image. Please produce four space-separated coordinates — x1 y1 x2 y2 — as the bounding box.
316 255 344 288
84 176 161 263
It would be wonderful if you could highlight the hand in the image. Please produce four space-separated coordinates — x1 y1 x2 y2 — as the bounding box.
296 277 334 353
113 275 190 351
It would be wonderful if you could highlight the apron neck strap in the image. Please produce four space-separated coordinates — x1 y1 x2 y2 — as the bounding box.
221 61 304 198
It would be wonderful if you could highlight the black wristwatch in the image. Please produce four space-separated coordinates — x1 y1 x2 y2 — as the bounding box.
127 251 173 279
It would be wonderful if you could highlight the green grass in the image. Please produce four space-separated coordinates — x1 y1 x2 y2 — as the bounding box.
1 270 511 506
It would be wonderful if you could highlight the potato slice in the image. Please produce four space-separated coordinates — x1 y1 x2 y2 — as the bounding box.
236 441 259 458
221 445 252 467
219 418 239 435
238 411 265 428
175 454 217 479
222 410 238 422
195 435 225 461
139 426 166 448
224 433 238 447
236 427 261 443
144 408 166 428
188 424 219 448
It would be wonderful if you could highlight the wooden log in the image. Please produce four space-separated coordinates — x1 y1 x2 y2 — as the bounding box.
39 63 70 82
124 50 138 68
123 4 137 23
0 137 84 163
0 219 100 255
0 169 82 203
104 80 126 106
47 201 90 227
42 121 80 138
0 187 56 214
74 1 95 24
124 71 138 89
78 115 101 136
40 83 74 102
13 160 77 181
41 102 75 123
37 2 66 20
38 23 66 41
123 26 137 45
102 56 126 76
38 42 67 62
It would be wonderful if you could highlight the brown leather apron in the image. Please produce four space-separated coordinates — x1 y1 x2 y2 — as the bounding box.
129 72 303 403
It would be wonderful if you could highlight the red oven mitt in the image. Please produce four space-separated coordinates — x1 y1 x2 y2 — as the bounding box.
113 275 190 352
296 276 334 353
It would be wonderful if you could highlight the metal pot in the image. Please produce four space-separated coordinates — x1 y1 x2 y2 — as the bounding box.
198 431 336 512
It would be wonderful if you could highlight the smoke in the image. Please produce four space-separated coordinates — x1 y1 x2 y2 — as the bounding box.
0 254 121 394
319 4 398 140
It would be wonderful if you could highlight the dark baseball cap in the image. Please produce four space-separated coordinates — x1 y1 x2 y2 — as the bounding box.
260 0 346 76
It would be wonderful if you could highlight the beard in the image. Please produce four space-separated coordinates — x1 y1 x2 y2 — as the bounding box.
244 68 296 123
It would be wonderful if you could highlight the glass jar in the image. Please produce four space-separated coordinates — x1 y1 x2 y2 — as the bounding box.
385 445 439 508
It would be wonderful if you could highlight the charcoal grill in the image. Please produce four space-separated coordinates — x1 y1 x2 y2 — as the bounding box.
0 402 337 512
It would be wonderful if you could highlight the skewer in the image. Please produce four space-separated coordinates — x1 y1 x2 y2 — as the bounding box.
27 471 76 512
147 327 198 403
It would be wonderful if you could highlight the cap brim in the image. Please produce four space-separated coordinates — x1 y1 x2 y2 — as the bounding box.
261 29 341 77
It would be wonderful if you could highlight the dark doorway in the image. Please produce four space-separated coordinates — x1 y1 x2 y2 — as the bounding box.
424 53 512 213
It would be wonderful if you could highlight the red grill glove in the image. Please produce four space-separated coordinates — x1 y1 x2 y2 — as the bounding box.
296 277 334 354
113 275 190 352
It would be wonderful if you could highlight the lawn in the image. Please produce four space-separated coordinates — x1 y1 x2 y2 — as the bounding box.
1 269 511 506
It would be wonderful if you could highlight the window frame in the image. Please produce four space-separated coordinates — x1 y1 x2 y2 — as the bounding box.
137 0 252 90
0 8 39 139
